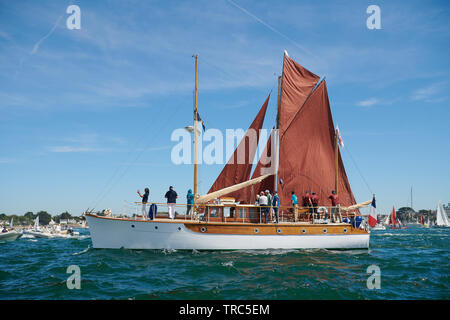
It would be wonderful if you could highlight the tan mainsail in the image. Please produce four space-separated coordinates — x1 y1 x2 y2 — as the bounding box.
197 174 271 203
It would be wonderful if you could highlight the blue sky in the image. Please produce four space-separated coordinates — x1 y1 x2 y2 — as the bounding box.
0 0 449 216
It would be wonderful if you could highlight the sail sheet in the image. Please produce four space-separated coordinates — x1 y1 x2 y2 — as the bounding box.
276 80 357 207
279 52 320 138
207 95 270 202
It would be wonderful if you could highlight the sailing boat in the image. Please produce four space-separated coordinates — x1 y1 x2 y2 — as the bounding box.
435 201 450 227
85 52 372 250
389 207 406 229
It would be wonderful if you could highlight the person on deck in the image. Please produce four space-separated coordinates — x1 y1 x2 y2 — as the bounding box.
291 191 298 222
311 192 319 218
258 191 269 223
272 191 280 223
137 188 150 219
265 190 273 221
328 190 340 222
302 191 313 222
165 186 178 219
186 189 194 216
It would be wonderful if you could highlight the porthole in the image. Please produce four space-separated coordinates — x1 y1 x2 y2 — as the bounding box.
277 229 282 234
200 227 207 233
154 226 158 230
343 228 348 233
302 229 306 234
323 229 327 233
254 228 259 234
178 227 182 231
131 225 135 228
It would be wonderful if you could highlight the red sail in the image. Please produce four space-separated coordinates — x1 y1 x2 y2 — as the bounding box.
277 80 357 208
246 131 275 204
391 207 397 224
208 95 270 202
279 52 320 138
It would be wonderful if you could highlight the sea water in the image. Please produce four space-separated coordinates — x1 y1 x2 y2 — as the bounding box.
0 226 448 299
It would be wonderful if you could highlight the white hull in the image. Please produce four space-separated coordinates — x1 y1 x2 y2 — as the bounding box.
86 215 370 250
0 231 22 242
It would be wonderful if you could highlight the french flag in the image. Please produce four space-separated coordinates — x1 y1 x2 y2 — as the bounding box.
368 195 377 227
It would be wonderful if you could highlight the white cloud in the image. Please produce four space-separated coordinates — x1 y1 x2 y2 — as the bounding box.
356 98 379 107
411 82 447 101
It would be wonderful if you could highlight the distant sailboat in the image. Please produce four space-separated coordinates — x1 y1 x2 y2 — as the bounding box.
435 201 450 227
389 207 406 229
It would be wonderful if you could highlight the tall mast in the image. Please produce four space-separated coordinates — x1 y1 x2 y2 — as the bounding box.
193 54 199 199
334 128 339 194
274 76 281 193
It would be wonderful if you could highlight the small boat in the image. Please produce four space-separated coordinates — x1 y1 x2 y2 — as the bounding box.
435 201 450 228
371 224 386 230
389 207 407 229
0 219 23 242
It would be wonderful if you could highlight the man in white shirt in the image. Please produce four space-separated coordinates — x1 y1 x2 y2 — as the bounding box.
258 191 269 223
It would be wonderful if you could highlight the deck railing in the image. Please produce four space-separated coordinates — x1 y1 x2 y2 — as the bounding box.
96 202 361 225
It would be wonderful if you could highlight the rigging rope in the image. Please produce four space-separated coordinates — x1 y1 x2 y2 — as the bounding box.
342 145 373 197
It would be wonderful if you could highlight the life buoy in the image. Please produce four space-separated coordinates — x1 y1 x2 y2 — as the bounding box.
317 206 328 215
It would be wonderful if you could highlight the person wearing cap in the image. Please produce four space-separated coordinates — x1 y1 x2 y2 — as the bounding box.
258 191 269 223
137 187 150 219
328 190 340 222
291 191 298 222
165 186 178 219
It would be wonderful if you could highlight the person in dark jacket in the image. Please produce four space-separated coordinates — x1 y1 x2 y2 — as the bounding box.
137 188 150 219
165 186 178 219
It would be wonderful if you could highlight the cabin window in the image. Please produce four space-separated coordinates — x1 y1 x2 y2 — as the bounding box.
238 208 246 219
248 207 258 220
224 207 230 218
209 207 219 217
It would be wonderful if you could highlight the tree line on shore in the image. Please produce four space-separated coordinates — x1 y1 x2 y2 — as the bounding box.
0 211 85 226
377 206 447 223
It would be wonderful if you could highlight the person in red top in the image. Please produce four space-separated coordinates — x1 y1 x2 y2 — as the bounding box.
328 190 340 222
311 192 319 218
302 191 313 221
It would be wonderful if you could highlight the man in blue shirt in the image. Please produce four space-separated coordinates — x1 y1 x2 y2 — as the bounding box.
272 191 280 223
291 191 298 222
186 189 194 216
